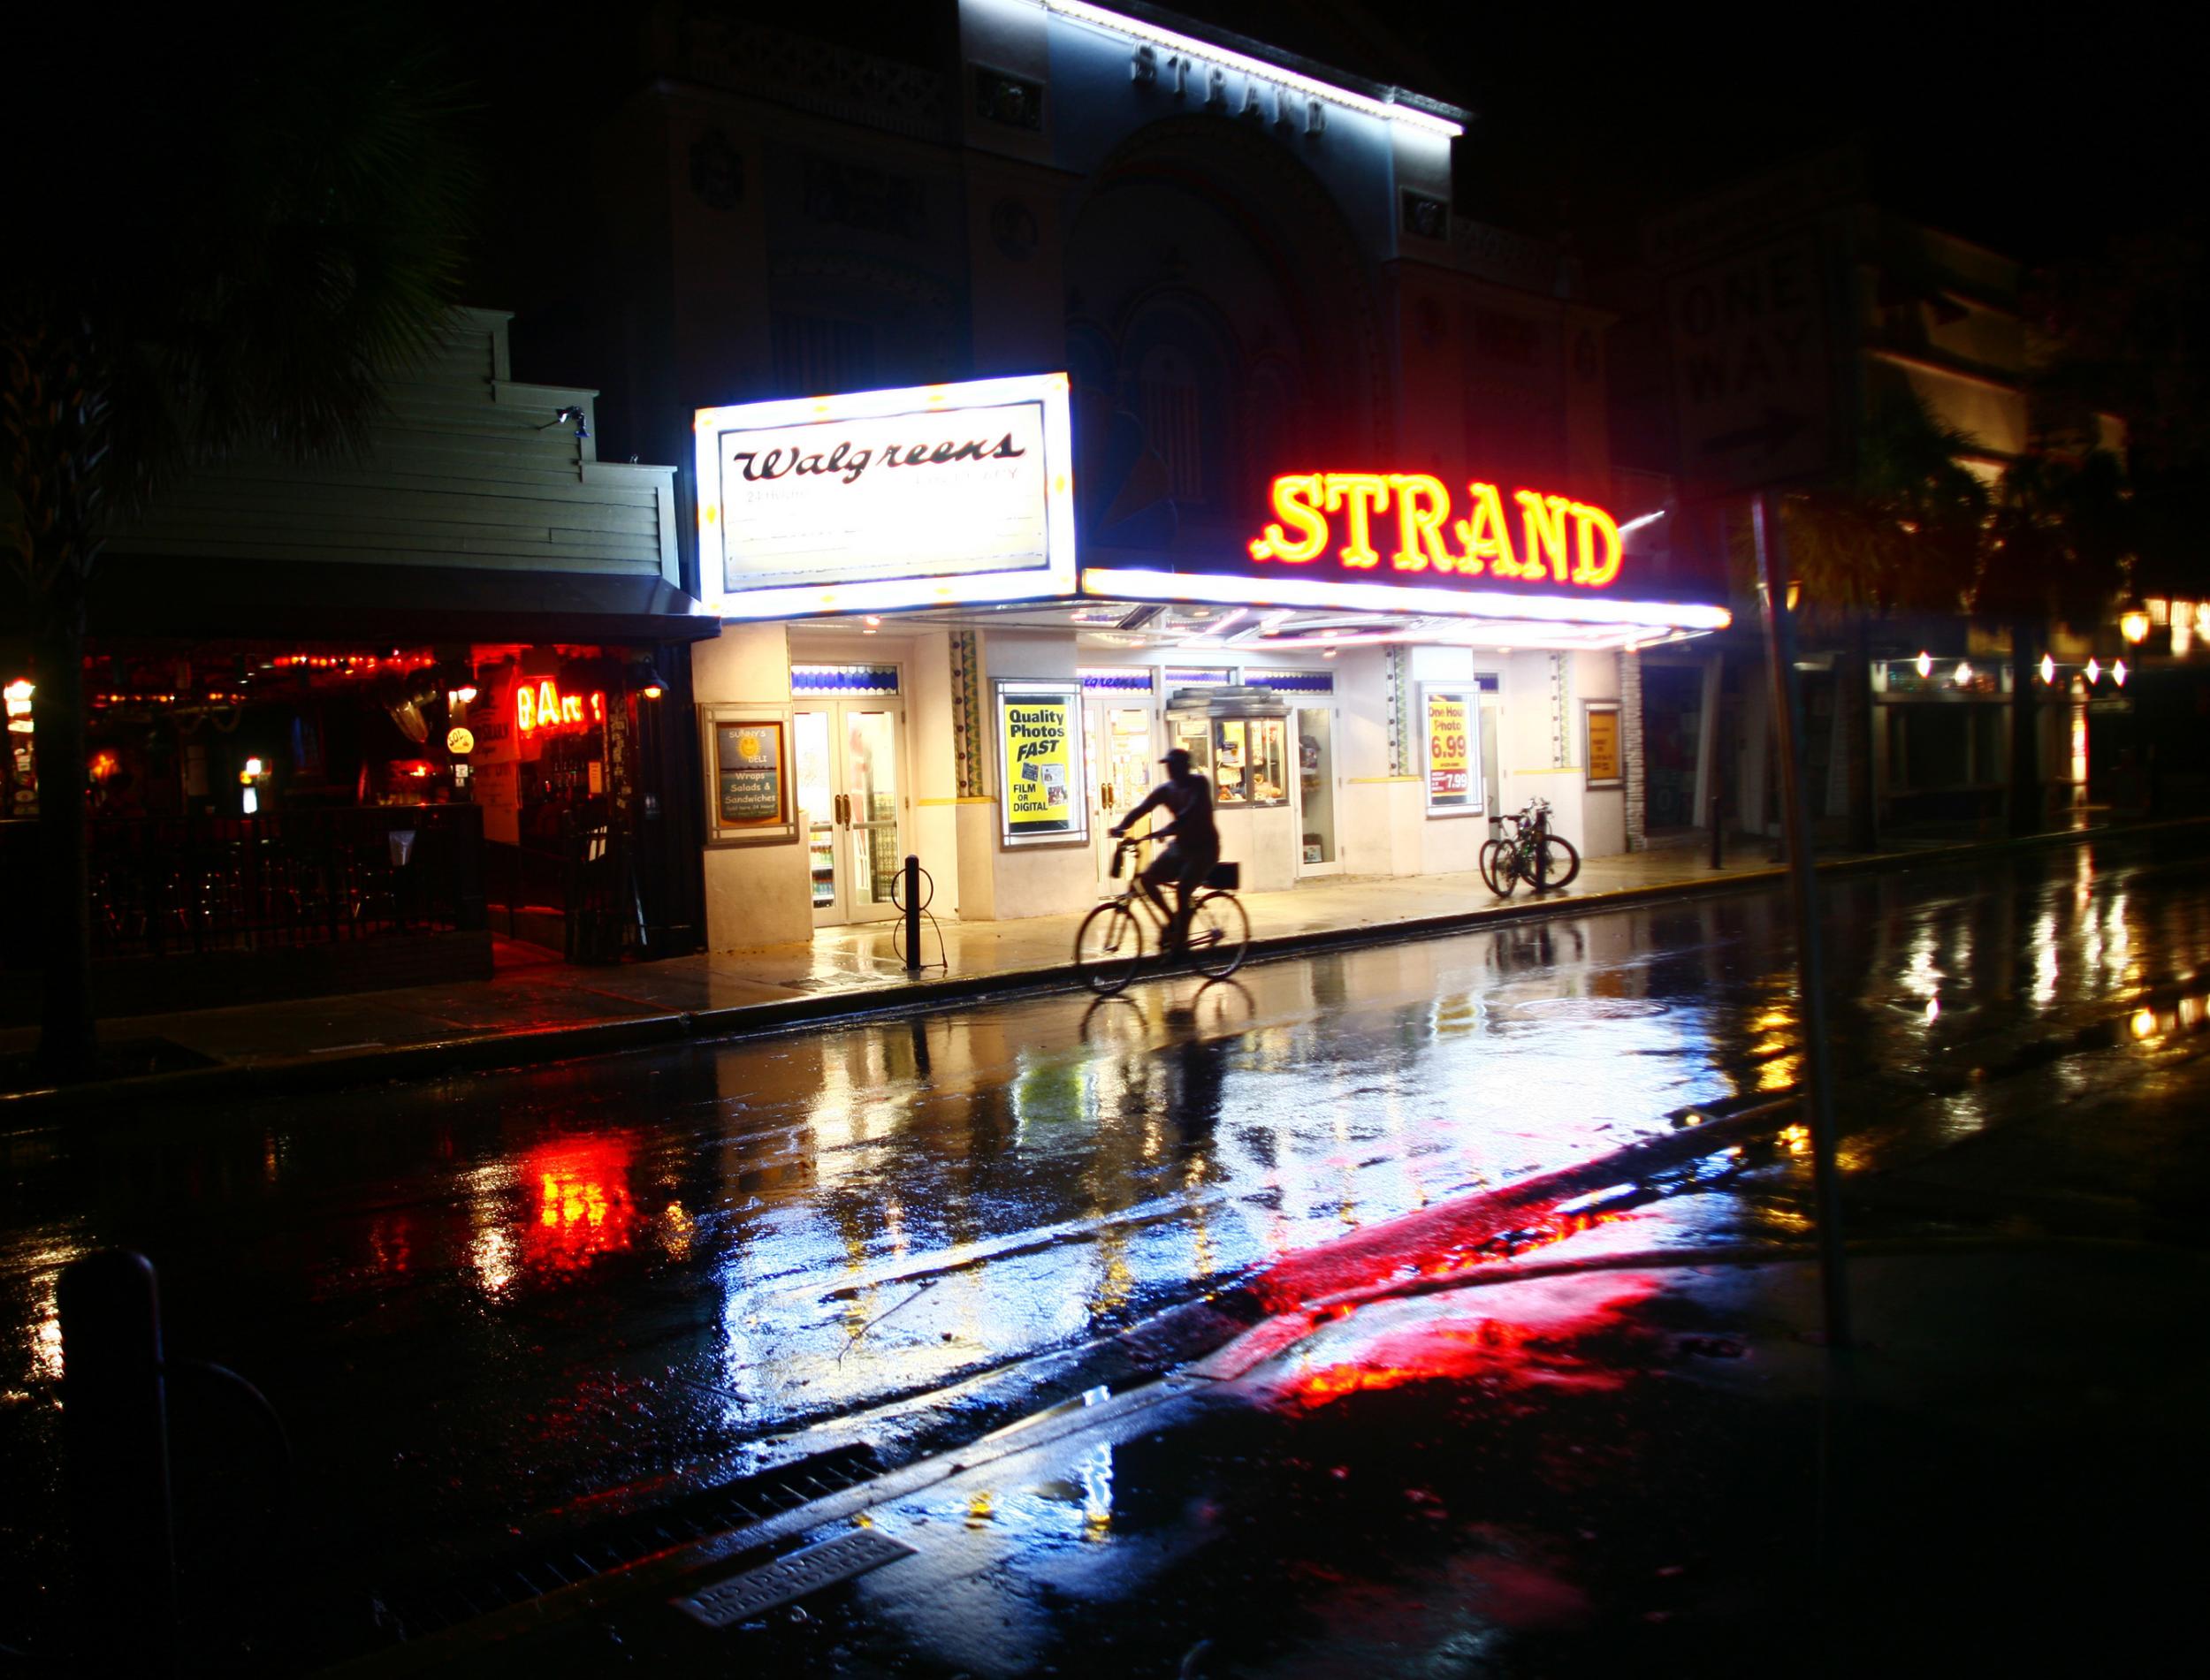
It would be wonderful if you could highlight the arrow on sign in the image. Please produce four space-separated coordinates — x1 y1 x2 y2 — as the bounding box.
1702 406 1810 456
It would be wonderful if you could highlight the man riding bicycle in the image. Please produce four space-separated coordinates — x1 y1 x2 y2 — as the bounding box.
1109 747 1220 952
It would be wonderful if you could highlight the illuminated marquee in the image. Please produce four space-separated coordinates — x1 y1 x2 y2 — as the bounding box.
695 373 1078 620
1248 475 1623 589
516 680 605 737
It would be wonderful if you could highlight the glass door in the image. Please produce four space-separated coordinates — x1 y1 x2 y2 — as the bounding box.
839 703 904 924
1292 706 1343 876
795 702 907 926
1089 699 1156 893
795 709 839 921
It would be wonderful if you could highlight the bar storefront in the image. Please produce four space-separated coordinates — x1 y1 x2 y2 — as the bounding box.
687 374 1730 950
0 308 714 1021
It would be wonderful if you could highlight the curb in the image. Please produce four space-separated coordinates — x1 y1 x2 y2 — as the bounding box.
7 816 2204 1122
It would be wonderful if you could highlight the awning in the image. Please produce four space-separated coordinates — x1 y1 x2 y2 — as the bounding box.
87 558 720 645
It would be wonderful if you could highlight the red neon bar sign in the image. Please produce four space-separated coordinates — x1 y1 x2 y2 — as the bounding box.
1248 474 1623 589
515 679 605 736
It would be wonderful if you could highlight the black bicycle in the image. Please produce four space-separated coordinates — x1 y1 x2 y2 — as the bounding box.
1075 832 1250 995
1479 796 1581 897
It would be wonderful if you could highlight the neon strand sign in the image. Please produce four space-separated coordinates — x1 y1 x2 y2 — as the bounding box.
516 680 606 736
1249 474 1623 589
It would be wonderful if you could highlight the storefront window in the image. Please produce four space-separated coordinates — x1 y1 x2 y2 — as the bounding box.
1171 713 1211 772
1421 683 1482 816
1210 716 1287 806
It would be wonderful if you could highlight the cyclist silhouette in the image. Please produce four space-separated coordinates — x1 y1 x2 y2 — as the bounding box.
1110 747 1220 952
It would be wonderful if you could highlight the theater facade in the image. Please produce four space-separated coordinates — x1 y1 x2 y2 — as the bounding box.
545 0 1731 944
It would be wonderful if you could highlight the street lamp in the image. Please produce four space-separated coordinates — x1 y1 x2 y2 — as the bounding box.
2120 607 2151 644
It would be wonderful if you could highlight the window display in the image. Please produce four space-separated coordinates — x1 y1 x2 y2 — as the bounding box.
1210 716 1286 806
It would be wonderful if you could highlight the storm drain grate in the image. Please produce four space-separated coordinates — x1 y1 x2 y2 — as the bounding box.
674 1529 917 1630
376 1441 881 1639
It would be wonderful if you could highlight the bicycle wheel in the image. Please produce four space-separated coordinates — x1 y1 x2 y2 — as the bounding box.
1541 834 1581 890
1185 891 1250 979
1075 901 1145 995
1478 837 1511 896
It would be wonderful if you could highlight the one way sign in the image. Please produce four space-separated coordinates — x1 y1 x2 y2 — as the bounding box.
1667 234 1835 492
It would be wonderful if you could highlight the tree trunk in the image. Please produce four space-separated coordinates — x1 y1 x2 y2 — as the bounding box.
1842 614 1878 852
2008 619 2041 836
31 573 95 1075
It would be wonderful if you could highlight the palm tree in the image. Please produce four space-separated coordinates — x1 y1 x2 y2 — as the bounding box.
1773 386 1989 848
3 10 476 1075
1978 451 2131 832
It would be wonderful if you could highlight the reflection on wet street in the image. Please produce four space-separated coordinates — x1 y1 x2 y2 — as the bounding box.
3 832 2206 1634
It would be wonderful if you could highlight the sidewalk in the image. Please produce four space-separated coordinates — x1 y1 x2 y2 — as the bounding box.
0 818 2182 1115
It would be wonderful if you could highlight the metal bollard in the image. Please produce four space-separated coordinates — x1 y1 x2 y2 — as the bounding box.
59 1250 178 1674
903 854 922 975
1708 790 1725 869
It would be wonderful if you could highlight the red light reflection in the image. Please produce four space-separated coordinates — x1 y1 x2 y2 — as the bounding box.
1254 1188 1641 1315
1280 1272 1661 1410
519 1133 636 1275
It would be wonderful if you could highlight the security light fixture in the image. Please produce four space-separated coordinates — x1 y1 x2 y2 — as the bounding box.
543 405 590 440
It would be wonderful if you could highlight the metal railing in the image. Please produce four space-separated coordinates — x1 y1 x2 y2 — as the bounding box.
3 805 486 967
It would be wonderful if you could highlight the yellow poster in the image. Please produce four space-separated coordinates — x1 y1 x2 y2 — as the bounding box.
1586 706 1621 785
1002 692 1076 837
1426 690 1471 804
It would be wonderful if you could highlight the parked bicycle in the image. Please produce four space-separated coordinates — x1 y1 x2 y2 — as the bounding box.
1075 832 1251 994
1479 796 1581 897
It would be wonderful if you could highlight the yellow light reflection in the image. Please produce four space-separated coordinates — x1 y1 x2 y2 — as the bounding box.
1757 1053 1802 1092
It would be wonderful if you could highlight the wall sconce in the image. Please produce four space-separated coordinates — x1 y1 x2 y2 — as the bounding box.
629 662 667 699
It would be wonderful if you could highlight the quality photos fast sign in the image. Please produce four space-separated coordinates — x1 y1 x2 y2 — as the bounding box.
996 680 1086 847
696 374 1078 620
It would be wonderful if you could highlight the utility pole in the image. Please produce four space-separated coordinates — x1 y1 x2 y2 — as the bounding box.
1753 492 1852 1347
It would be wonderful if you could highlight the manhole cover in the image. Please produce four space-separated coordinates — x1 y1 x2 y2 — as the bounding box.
1510 997 1668 1021
674 1530 916 1630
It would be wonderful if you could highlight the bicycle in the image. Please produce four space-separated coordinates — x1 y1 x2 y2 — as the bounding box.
1075 831 1251 995
1479 796 1581 897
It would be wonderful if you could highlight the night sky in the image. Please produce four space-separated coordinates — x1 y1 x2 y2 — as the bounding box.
447 0 2200 286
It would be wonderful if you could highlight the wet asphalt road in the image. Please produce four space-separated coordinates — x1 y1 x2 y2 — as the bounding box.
4 830 2207 1666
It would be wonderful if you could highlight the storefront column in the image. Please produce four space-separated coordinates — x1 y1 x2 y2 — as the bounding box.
1622 650 1647 852
965 630 1094 923
692 622 812 949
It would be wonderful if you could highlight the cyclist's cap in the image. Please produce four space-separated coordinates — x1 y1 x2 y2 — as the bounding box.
1160 748 1193 770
